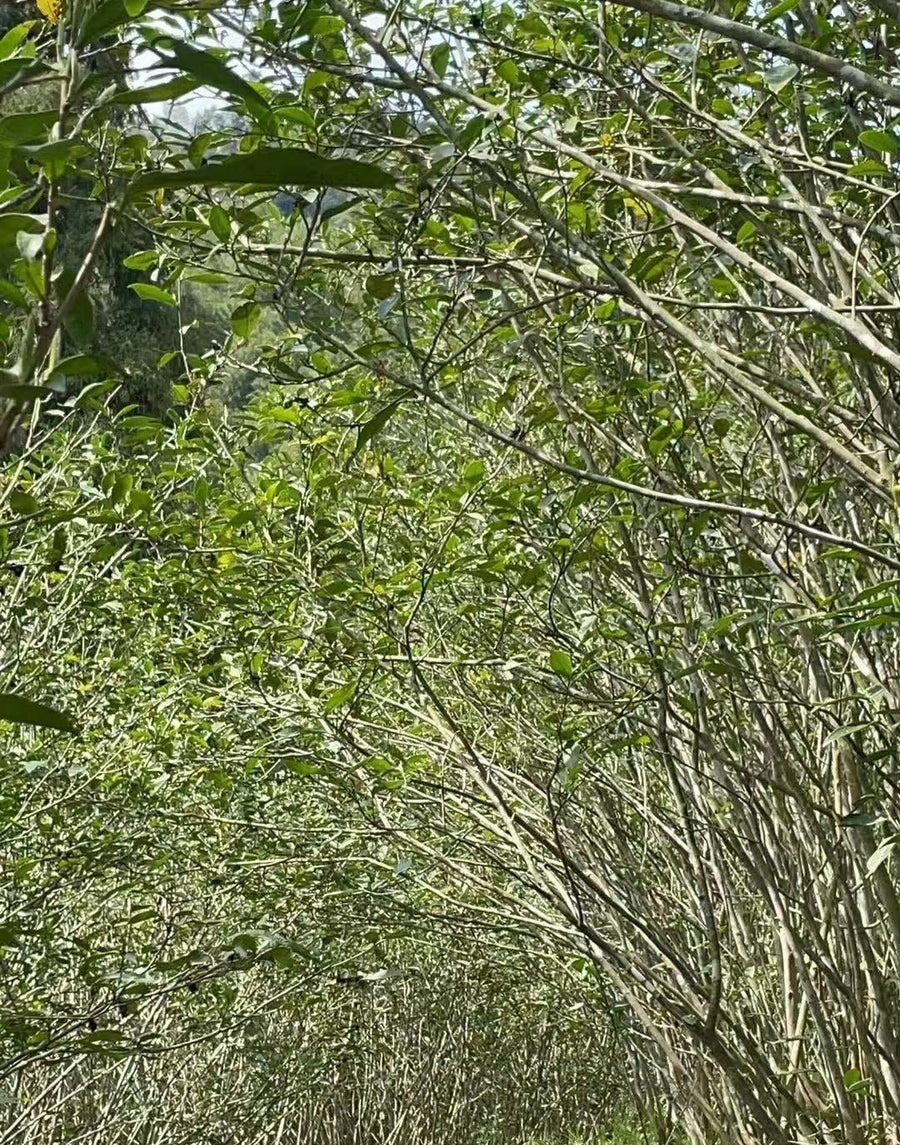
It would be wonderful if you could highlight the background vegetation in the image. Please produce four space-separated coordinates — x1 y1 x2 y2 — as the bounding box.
2 0 900 1141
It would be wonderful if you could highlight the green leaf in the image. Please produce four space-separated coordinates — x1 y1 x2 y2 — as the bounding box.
628 248 674 284
19 256 44 299
840 812 883 828
106 473 133 505
16 230 44 261
208 204 232 242
0 384 52 401
18 138 87 181
128 149 393 199
122 250 158 271
129 283 176 307
184 271 229 284
353 397 403 456
324 681 356 713
0 22 35 61
231 300 260 340
0 214 46 245
18 140 86 165
867 834 900 875
48 354 118 380
124 0 147 16
112 75 202 105
549 649 573 677
463 459 485 485
822 722 871 747
459 114 486 151
78 0 140 44
847 158 889 177
759 0 801 23
595 298 617 320
309 15 343 34
0 693 78 734
0 59 26 90
0 279 26 307
496 59 520 85
431 43 451 78
153 40 269 116
736 220 757 246
0 110 55 145
858 129 900 155
9 489 39 514
365 273 395 300
81 1029 126 1046
762 63 798 92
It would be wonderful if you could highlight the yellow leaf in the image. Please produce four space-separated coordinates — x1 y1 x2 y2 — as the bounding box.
623 197 650 219
36 0 61 23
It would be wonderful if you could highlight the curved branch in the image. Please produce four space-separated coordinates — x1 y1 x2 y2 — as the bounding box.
585 0 900 106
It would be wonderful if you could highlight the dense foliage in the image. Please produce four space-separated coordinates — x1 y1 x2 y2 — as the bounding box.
3 0 900 1141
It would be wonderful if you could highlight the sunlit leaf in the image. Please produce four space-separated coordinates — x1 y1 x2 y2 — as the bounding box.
858 129 900 155
129 282 177 306
867 835 900 875
324 681 356 713
762 64 798 92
